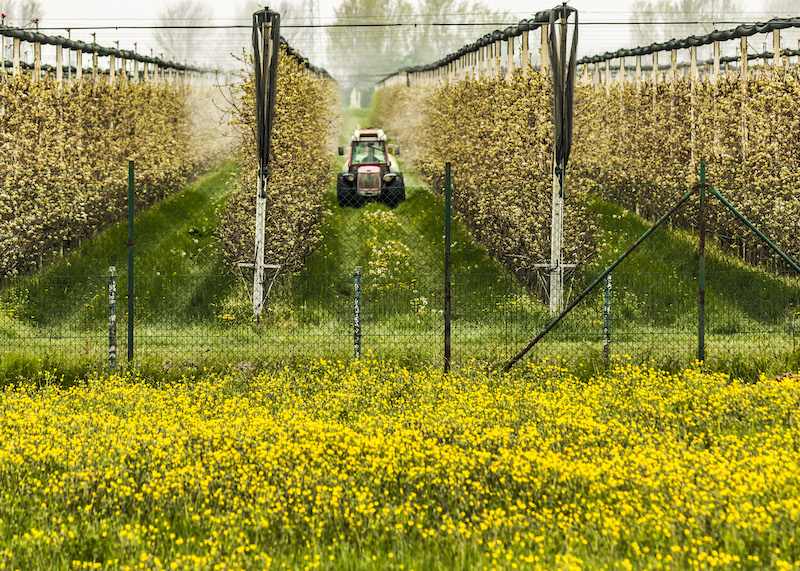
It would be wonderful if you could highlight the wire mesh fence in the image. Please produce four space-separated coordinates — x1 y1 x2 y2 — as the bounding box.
1 165 799 375
2 267 798 373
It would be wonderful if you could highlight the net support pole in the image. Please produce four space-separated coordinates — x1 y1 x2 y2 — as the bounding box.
713 41 720 81
56 45 63 82
252 10 281 321
549 161 564 315
548 8 571 315
521 30 529 77
33 41 40 81
12 37 19 76
253 176 268 320
540 23 548 73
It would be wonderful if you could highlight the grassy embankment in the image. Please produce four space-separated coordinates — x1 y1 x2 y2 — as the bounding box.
585 197 799 376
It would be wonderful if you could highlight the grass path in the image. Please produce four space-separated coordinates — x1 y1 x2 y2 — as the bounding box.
6 162 237 327
301 109 510 317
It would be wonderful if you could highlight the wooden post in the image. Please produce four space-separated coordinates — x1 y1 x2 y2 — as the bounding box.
713 40 720 82
741 36 748 162
133 59 139 82
593 61 600 85
109 54 116 81
521 30 529 78
495 39 501 79
507 37 514 82
636 54 642 83
76 49 82 80
477 45 483 79
33 42 41 81
619 56 626 82
12 38 20 76
604 58 611 93
56 44 63 82
690 45 698 81
92 52 98 80
774 29 782 72
540 23 548 74
670 48 677 82
652 51 658 84
741 36 748 85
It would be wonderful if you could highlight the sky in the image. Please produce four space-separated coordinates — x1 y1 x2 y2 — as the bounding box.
2 0 792 82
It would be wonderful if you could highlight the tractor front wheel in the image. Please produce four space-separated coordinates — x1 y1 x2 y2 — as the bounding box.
337 174 363 208
383 174 405 208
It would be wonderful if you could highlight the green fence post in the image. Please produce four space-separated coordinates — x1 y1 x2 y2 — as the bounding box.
127 160 134 363
698 161 706 362
444 162 452 373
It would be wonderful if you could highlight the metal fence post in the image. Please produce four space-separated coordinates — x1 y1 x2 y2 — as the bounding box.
603 272 612 364
127 160 134 363
354 266 362 360
698 161 706 362
444 162 452 373
109 266 117 370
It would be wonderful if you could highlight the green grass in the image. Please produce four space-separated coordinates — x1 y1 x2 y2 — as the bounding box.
584 197 799 332
2 161 237 329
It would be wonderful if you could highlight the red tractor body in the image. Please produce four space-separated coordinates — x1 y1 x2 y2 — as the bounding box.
337 128 405 208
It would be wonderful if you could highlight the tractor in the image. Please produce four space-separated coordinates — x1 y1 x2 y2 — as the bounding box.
337 128 405 208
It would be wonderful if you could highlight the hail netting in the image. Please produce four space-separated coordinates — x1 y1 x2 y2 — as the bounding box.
548 5 578 184
252 10 281 184
578 16 800 64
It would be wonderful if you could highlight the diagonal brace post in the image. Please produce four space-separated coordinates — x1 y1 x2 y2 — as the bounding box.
710 187 800 276
503 185 698 372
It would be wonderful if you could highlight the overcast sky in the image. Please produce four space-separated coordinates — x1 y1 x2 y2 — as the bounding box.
4 0 791 77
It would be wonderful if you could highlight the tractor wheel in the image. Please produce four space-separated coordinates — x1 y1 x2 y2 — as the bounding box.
384 174 406 208
337 174 363 208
